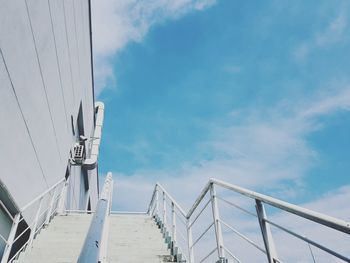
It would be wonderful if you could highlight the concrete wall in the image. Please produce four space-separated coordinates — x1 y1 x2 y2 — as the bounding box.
0 0 97 223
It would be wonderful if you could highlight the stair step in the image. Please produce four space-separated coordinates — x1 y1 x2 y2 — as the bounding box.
14 214 175 263
107 214 174 262
14 214 93 263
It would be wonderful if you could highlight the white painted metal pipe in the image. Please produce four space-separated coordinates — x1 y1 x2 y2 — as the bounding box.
163 192 167 226
210 184 225 260
156 183 187 217
210 178 350 234
1 214 20 263
83 102 104 170
187 219 195 263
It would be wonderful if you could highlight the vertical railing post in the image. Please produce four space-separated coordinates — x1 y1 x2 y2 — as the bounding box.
171 202 176 244
210 183 226 263
45 186 57 225
57 179 68 214
108 178 114 214
187 219 195 263
256 200 278 263
163 191 167 226
1 213 21 263
28 197 44 247
156 186 159 215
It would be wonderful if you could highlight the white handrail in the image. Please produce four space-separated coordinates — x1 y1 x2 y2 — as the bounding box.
0 178 66 263
148 178 350 263
210 178 350 234
156 183 187 217
20 178 65 212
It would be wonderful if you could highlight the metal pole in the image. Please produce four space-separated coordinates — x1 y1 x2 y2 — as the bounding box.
187 219 195 263
171 202 176 244
156 187 159 215
1 213 20 263
256 200 278 263
57 180 68 214
45 187 57 225
163 191 167 226
28 197 44 247
109 179 114 213
210 183 226 262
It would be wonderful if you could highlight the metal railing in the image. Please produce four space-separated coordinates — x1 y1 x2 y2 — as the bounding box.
77 173 113 263
148 178 350 263
0 178 66 263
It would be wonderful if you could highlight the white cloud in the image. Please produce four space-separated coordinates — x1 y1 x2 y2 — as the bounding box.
109 87 350 209
223 65 241 74
105 87 350 261
293 12 348 61
269 185 350 262
91 0 217 93
316 14 347 47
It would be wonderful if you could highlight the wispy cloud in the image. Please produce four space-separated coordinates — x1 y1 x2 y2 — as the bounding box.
110 86 350 211
293 12 348 61
316 13 347 47
223 65 241 74
104 86 350 261
91 0 217 93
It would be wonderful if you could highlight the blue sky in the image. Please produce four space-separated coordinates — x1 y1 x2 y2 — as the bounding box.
93 0 350 214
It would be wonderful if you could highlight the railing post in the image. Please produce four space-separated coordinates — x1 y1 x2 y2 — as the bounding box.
187 219 195 263
1 213 21 263
255 200 278 263
156 187 159 215
57 180 68 214
171 202 176 244
210 183 226 263
28 197 44 247
108 178 114 214
163 191 167 226
45 187 58 225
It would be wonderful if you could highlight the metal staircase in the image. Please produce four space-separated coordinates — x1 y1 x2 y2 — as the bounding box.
13 214 93 263
106 214 174 262
2 173 349 263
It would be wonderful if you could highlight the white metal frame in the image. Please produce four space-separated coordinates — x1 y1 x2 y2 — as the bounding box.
0 178 66 263
148 178 350 263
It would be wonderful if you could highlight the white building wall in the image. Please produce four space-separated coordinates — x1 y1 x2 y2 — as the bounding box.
0 0 97 219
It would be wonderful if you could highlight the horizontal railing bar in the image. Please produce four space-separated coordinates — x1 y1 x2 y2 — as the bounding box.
21 190 60 226
217 195 257 218
156 184 187 217
150 203 157 216
13 225 30 244
14 204 50 244
199 247 217 263
211 178 350 235
0 233 7 245
146 186 157 214
191 222 215 249
220 219 266 254
189 199 211 228
17 215 26 225
265 218 350 262
187 182 211 218
20 178 65 212
9 241 27 262
222 246 242 263
0 200 14 221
